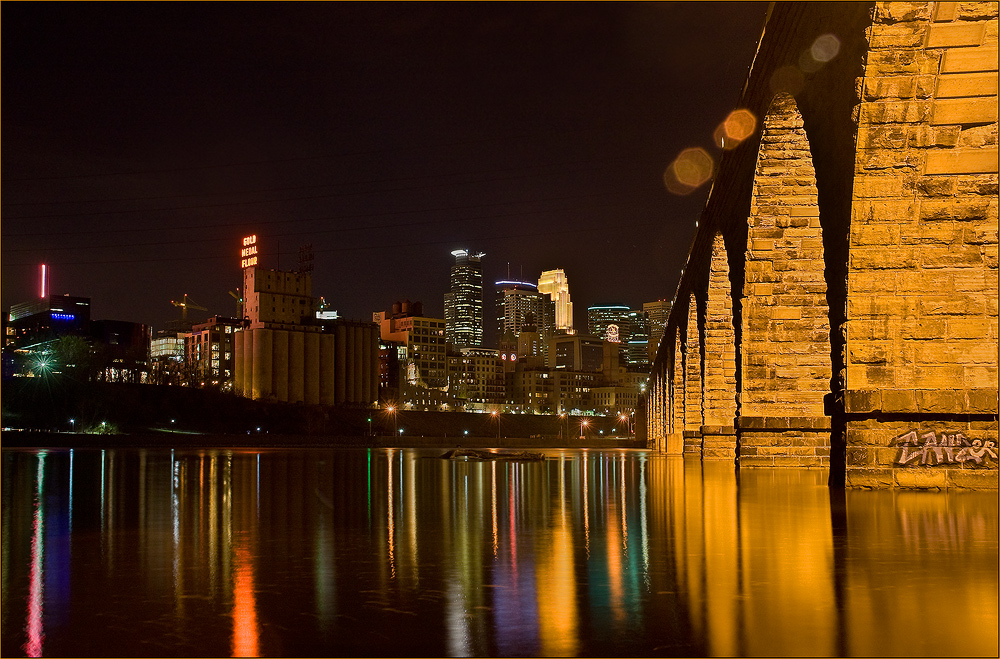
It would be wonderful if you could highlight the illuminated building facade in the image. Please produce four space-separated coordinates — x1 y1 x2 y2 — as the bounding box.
185 316 241 389
643 299 671 362
452 347 505 411
444 249 485 349
375 300 448 390
7 295 92 350
537 269 573 332
549 334 607 372
587 305 632 343
150 330 185 385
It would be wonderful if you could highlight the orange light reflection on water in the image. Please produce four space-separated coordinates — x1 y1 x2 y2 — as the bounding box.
231 540 260 657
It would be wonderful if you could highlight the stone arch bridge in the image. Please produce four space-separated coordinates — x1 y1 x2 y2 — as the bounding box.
643 2 998 488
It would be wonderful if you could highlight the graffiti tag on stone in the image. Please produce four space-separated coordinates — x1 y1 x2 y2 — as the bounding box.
894 430 997 466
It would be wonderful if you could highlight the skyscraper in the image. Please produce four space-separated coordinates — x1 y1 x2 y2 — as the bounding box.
537 268 574 332
643 299 672 361
495 280 554 347
625 310 650 367
444 249 485 348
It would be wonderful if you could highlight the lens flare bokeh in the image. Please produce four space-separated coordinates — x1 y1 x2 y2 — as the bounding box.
663 147 714 195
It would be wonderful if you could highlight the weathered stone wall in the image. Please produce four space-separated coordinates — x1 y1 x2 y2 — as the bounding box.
671 330 685 454
703 233 738 459
845 1 998 488
684 293 704 454
740 93 832 467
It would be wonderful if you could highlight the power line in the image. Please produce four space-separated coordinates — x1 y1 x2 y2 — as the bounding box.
4 155 630 209
4 125 607 184
3 185 637 241
4 215 661 267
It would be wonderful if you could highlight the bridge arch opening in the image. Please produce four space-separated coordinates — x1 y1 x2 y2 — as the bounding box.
739 91 832 467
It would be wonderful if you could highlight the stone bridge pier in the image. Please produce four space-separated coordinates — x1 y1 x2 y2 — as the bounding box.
644 1 998 488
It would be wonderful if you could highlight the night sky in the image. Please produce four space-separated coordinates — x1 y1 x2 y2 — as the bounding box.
3 2 768 334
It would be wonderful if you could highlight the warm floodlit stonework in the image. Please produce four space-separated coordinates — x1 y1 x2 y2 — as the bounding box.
645 1 998 489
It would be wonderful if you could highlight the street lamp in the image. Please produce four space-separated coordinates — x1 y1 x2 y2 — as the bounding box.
491 410 501 443
580 418 589 439
386 405 397 438
69 418 75 432
619 413 632 438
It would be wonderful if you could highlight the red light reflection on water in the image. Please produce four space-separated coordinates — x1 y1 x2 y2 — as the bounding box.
23 454 46 658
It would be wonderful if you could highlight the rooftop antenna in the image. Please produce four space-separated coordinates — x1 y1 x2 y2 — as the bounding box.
39 264 48 299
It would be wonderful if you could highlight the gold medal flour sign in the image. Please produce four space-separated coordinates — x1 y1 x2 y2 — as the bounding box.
241 234 258 269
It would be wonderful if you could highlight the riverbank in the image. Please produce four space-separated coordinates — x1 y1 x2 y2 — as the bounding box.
1 430 644 450
3 380 643 446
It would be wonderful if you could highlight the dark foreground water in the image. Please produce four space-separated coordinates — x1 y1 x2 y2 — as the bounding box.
2 447 997 657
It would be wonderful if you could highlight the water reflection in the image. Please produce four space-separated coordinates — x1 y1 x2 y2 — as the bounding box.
1 448 996 657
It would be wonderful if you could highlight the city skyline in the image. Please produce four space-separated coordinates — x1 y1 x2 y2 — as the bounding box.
2 3 768 330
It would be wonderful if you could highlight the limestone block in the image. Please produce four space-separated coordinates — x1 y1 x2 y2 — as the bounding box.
870 22 929 49
955 176 999 196
852 224 901 245
915 176 958 196
924 148 999 174
933 2 960 21
859 100 931 124
941 46 999 73
856 199 918 222
921 245 984 267
858 148 922 171
901 223 961 245
883 389 919 413
919 198 994 221
930 97 999 125
878 2 933 23
936 72 999 98
915 389 963 413
918 294 986 315
913 364 965 387
845 469 894 488
957 124 999 148
926 21 988 47
894 468 947 489
967 388 1000 413
947 317 996 339
957 2 1000 20
864 364 897 387
949 469 999 489
908 317 949 339
850 247 917 269
849 271 896 294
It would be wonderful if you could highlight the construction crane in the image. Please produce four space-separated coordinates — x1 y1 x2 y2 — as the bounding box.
228 289 243 318
170 294 208 322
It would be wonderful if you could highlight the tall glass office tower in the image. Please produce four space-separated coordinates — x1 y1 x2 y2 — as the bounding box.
444 249 485 348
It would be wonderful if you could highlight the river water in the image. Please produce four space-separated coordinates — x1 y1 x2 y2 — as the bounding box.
2 447 997 657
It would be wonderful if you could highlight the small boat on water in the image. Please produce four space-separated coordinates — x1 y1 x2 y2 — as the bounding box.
440 448 545 461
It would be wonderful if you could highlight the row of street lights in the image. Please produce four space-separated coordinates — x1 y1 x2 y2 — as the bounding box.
378 404 633 440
